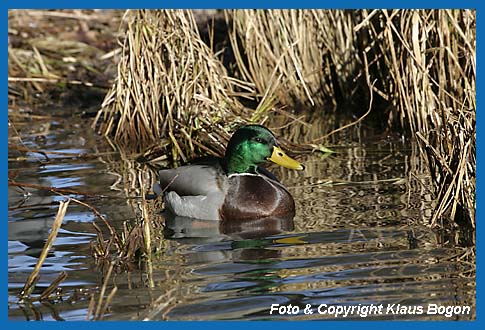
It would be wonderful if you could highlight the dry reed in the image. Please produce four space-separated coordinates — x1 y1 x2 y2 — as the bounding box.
358 10 476 227
93 10 254 159
10 9 474 229
226 10 365 111
19 199 69 300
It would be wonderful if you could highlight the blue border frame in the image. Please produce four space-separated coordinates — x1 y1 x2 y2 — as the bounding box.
3 0 480 9
4 1 480 329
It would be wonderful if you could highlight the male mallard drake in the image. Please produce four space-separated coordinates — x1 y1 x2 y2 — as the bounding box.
156 125 304 221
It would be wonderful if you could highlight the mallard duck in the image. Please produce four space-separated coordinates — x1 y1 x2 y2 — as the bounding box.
156 125 304 221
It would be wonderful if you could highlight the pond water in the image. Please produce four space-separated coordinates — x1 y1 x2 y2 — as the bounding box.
8 108 475 321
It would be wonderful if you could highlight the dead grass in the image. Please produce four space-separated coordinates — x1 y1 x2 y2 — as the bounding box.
359 10 476 227
19 200 69 301
8 9 121 107
93 10 254 159
226 10 364 111
223 9 476 228
9 9 475 228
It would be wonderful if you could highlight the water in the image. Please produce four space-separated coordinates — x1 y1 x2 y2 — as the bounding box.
8 109 475 320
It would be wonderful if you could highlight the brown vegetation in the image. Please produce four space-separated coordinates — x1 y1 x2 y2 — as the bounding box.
8 9 121 107
93 9 475 228
7 10 475 319
93 10 253 159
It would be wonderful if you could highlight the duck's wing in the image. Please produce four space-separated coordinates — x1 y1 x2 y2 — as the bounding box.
164 191 224 220
158 159 227 196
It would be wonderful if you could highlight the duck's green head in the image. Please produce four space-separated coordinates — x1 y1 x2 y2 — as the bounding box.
224 125 305 175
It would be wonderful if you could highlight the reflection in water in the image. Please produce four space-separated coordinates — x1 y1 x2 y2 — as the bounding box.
163 210 294 240
8 114 475 320
158 223 475 320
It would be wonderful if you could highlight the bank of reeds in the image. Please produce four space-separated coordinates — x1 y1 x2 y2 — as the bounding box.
93 10 255 159
226 10 363 111
370 10 475 228
95 9 474 228
9 9 474 228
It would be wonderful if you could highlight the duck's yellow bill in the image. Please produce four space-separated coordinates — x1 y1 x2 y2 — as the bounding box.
268 146 305 170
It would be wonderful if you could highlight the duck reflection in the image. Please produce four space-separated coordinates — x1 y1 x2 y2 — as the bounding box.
163 210 295 264
163 210 294 241
160 211 298 315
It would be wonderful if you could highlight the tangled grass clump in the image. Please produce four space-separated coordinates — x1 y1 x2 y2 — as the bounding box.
93 10 255 161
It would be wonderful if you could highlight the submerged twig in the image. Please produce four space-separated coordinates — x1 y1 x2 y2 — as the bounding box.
93 262 115 320
141 288 177 321
39 271 68 301
97 287 117 320
9 143 118 160
138 171 155 288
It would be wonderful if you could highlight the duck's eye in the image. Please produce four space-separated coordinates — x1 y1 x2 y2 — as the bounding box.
254 137 264 143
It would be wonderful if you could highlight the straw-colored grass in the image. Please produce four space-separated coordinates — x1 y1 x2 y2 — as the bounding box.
225 10 476 227
19 199 69 300
93 9 475 228
226 10 363 110
93 10 254 160
9 9 474 228
362 10 476 227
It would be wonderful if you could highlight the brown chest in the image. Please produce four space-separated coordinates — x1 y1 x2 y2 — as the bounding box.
220 175 295 221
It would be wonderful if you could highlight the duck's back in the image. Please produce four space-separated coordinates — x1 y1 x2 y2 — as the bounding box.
158 158 227 196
